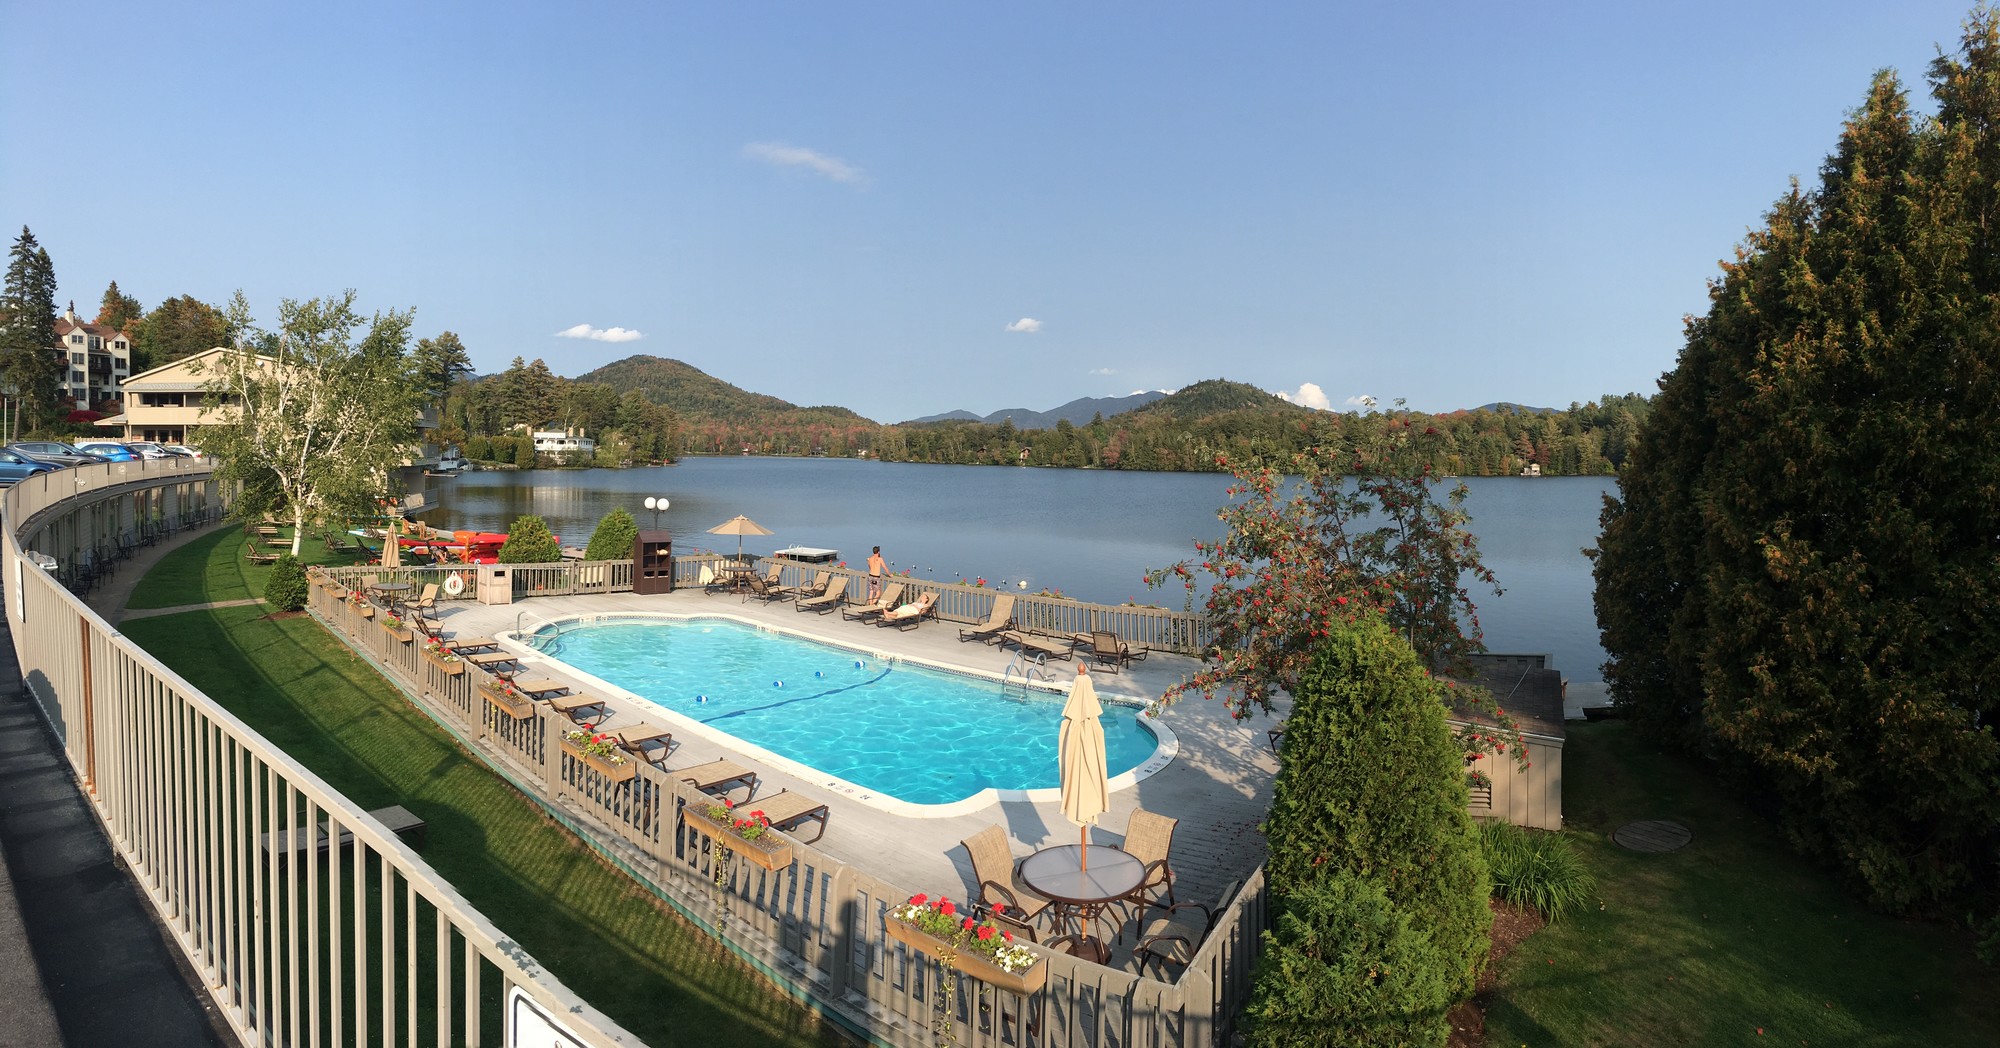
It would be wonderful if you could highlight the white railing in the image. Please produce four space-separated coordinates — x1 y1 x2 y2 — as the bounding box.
3 465 639 1048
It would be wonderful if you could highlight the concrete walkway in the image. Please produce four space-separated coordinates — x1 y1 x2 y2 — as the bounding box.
0 521 232 1047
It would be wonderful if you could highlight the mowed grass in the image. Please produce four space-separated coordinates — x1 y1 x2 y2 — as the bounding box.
119 534 844 1048
1485 722 1999 1047
126 525 362 608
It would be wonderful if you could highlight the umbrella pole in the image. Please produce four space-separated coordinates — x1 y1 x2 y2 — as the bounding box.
1081 825 1088 870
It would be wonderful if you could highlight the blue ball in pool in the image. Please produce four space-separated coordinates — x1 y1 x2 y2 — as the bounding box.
774 680 783 688
815 670 825 678
855 660 864 669
695 694 708 704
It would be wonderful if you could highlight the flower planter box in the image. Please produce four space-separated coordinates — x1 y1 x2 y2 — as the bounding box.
325 585 347 599
380 621 414 643
354 604 375 619
685 813 794 871
560 738 638 783
480 682 535 720
885 918 1047 995
423 650 466 676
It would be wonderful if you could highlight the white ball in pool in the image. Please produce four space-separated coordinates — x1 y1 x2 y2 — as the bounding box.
774 680 783 688
695 694 708 704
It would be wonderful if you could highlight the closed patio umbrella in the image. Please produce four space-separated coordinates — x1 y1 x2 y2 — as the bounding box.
381 519 400 568
1059 664 1110 870
706 514 774 562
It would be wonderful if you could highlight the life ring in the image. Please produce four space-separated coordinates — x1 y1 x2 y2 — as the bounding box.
442 573 467 597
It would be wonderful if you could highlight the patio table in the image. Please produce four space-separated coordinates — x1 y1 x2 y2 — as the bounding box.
1018 844 1145 965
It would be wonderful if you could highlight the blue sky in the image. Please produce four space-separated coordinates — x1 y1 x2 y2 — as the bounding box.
1 1 1978 423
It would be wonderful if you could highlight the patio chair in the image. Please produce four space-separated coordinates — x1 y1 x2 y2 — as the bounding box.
1113 808 1179 920
775 570 831 601
613 723 674 767
877 590 938 631
547 693 609 727
1133 879 1243 979
839 582 905 622
676 759 759 801
747 789 831 844
1087 631 1148 673
245 540 278 565
959 825 1053 928
957 594 1016 644
323 531 358 554
794 574 848 613
1000 629 1074 662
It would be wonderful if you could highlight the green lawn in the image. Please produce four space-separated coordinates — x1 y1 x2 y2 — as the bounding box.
1485 721 1999 1046
118 530 843 1048
125 525 364 609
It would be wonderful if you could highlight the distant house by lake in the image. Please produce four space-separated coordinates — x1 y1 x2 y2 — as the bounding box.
532 426 596 457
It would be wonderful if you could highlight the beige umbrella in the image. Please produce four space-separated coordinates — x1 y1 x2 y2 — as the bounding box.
381 518 401 568
1059 664 1110 870
706 514 774 562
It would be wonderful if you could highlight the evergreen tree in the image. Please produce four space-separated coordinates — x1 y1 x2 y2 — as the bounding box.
134 294 232 371
498 515 563 564
583 508 638 561
1258 618 1491 1022
1593 13 2000 910
1244 873 1453 1048
1 226 63 428
411 330 472 402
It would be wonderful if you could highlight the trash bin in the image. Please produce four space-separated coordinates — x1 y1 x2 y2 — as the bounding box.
476 566 513 605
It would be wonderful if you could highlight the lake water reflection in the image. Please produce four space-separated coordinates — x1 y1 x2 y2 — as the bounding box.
425 458 1613 679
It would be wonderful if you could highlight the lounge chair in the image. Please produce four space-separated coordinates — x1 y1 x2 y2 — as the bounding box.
464 651 520 675
1000 629 1074 662
1087 630 1149 673
741 571 788 603
960 825 1053 928
547 693 609 727
324 531 358 554
957 594 1016 644
746 789 831 844
775 570 831 601
877 590 939 631
245 540 278 564
677 759 759 801
794 575 848 613
613 723 674 767
839 582 905 622
1134 879 1243 979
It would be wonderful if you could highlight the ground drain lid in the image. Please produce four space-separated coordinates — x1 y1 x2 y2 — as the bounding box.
1613 820 1691 853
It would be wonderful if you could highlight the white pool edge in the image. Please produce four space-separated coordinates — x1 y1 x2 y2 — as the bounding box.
496 611 1181 820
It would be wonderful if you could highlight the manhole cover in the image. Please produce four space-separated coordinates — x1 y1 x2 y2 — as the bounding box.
1613 820 1692 853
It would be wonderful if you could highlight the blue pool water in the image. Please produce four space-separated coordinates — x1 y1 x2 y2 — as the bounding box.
531 617 1161 805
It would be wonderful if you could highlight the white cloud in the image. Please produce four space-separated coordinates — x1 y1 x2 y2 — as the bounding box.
555 323 644 343
1089 367 1116 376
1344 394 1376 409
1275 382 1334 411
743 142 867 185
1005 317 1043 334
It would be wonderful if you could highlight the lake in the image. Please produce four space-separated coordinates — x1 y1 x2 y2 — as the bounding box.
423 458 1614 680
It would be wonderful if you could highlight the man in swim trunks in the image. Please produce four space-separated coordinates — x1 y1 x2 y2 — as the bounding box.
867 546 885 600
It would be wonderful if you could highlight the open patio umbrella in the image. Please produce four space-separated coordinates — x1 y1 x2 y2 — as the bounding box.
1059 664 1110 870
706 514 774 562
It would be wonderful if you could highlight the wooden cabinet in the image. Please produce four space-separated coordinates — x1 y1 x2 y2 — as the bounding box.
633 529 673 594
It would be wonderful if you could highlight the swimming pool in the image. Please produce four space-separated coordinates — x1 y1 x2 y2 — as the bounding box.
525 616 1165 807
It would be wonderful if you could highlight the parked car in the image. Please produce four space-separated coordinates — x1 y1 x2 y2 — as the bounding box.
124 440 174 460
0 449 59 485
7 441 104 468
160 444 202 458
73 440 140 462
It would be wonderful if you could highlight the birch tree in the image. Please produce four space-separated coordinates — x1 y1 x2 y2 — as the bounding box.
197 290 420 556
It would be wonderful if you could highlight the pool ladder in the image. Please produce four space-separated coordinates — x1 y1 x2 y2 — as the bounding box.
1002 652 1054 698
514 611 570 652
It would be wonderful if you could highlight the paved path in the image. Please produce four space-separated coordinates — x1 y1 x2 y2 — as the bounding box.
121 597 263 621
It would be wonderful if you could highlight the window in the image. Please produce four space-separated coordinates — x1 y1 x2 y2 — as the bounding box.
72 353 85 365
113 340 125 350
69 334 83 344
71 370 85 384
88 336 102 351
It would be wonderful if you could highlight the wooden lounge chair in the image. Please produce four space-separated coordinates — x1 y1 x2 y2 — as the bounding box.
878 590 938 631
957 594 1016 644
1000 629 1074 662
1134 879 1242 979
511 678 570 700
547 693 609 727
960 825 1053 928
794 575 848 613
741 571 788 603
775 570 831 601
677 759 759 801
245 541 279 565
464 651 520 675
839 582 904 622
613 723 674 767
1114 808 1179 916
1087 630 1149 673
746 789 831 844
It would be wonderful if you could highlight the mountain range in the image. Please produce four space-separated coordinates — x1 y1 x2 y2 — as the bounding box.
902 391 1169 428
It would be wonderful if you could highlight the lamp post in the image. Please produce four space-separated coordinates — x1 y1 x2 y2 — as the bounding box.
642 495 669 530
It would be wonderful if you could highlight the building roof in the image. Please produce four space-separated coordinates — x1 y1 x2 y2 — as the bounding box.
53 316 131 343
1447 653 1566 738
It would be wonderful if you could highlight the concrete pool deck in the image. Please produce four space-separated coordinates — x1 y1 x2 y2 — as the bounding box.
430 587 1281 921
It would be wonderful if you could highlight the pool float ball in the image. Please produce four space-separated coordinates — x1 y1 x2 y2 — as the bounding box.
774 680 784 688
854 660 864 669
815 670 825 678
695 694 709 704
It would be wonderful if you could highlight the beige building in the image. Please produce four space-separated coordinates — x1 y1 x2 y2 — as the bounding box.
52 303 133 411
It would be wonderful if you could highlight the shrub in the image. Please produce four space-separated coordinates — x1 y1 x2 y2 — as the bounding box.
584 508 639 561
1262 618 1492 1002
464 434 491 461
1479 821 1595 921
1245 872 1453 1048
498 515 563 564
264 554 309 611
